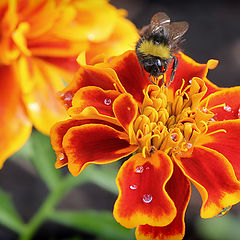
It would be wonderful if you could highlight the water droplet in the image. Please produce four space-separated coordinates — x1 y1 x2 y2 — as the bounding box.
171 134 178 142
143 194 153 204
186 143 192 149
189 79 192 84
145 166 150 170
104 98 111 105
210 118 216 122
57 153 65 161
223 105 231 112
216 206 231 217
202 107 208 113
238 108 240 119
129 184 137 190
135 166 144 173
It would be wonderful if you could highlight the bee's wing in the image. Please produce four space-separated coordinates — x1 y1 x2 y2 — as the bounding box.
150 12 170 33
169 21 189 41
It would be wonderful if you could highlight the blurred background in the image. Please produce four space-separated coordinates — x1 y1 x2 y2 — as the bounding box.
0 0 240 239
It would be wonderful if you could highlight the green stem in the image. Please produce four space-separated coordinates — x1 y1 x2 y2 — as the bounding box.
18 175 88 240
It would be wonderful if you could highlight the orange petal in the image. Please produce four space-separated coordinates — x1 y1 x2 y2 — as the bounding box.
113 93 138 133
70 86 120 118
174 146 240 218
166 52 220 99
136 163 191 240
200 87 240 121
113 151 176 229
197 120 240 181
17 56 69 135
107 50 150 104
59 65 119 109
0 65 32 168
62 124 137 176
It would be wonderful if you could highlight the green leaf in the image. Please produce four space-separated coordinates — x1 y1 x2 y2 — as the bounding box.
30 131 61 190
195 213 240 240
0 189 25 233
50 210 134 240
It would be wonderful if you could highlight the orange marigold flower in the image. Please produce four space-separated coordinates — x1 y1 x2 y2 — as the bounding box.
0 0 138 168
50 50 240 240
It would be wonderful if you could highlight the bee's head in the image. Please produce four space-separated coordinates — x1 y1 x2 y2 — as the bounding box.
143 58 166 77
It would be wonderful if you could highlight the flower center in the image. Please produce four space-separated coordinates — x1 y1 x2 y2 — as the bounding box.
133 78 221 158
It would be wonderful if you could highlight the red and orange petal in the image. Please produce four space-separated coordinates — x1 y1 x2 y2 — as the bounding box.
113 94 138 137
0 65 32 168
62 124 137 176
197 120 240 181
59 65 120 109
200 87 240 121
113 151 176 229
71 86 121 118
174 146 240 218
166 52 220 100
106 51 150 104
136 163 191 240
50 118 126 168
16 56 70 135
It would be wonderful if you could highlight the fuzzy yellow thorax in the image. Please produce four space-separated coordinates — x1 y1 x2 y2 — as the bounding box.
138 40 170 59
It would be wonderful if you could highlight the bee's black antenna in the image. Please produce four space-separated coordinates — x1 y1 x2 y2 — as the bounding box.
149 74 156 85
166 56 178 87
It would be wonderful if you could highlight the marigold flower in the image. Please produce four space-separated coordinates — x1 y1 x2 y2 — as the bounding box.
0 0 138 168
50 50 240 240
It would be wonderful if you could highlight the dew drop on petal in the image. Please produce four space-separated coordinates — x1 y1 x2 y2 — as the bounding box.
186 143 192 149
189 79 192 84
104 98 111 105
129 184 137 190
143 194 153 204
223 105 231 112
57 153 65 161
202 107 208 113
210 118 216 122
238 108 240 119
135 166 144 173
216 206 231 217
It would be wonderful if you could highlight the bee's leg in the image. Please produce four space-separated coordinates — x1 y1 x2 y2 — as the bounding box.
166 56 178 87
149 74 156 85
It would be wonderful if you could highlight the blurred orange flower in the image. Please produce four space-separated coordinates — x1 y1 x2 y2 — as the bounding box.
0 0 138 168
51 50 240 240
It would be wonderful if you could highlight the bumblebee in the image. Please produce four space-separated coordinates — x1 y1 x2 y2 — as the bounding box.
136 12 189 86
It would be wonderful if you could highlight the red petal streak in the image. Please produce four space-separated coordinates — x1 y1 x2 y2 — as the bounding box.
70 86 120 117
167 52 220 98
136 163 191 240
62 124 137 176
113 93 138 135
50 119 125 169
113 151 176 229
174 146 240 218
198 120 240 181
59 66 119 108
200 87 240 121
107 51 150 103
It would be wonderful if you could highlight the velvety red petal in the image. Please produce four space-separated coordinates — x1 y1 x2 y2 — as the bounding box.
107 50 150 103
197 120 240 181
0 65 32 168
200 87 240 121
113 151 176 229
70 86 121 117
174 146 240 218
62 124 137 176
136 163 191 240
59 65 119 109
50 119 125 169
166 52 220 98
113 93 138 136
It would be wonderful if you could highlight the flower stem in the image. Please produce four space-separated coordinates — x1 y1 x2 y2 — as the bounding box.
18 175 88 240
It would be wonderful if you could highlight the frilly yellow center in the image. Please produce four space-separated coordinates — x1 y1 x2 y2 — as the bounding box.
132 77 223 158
